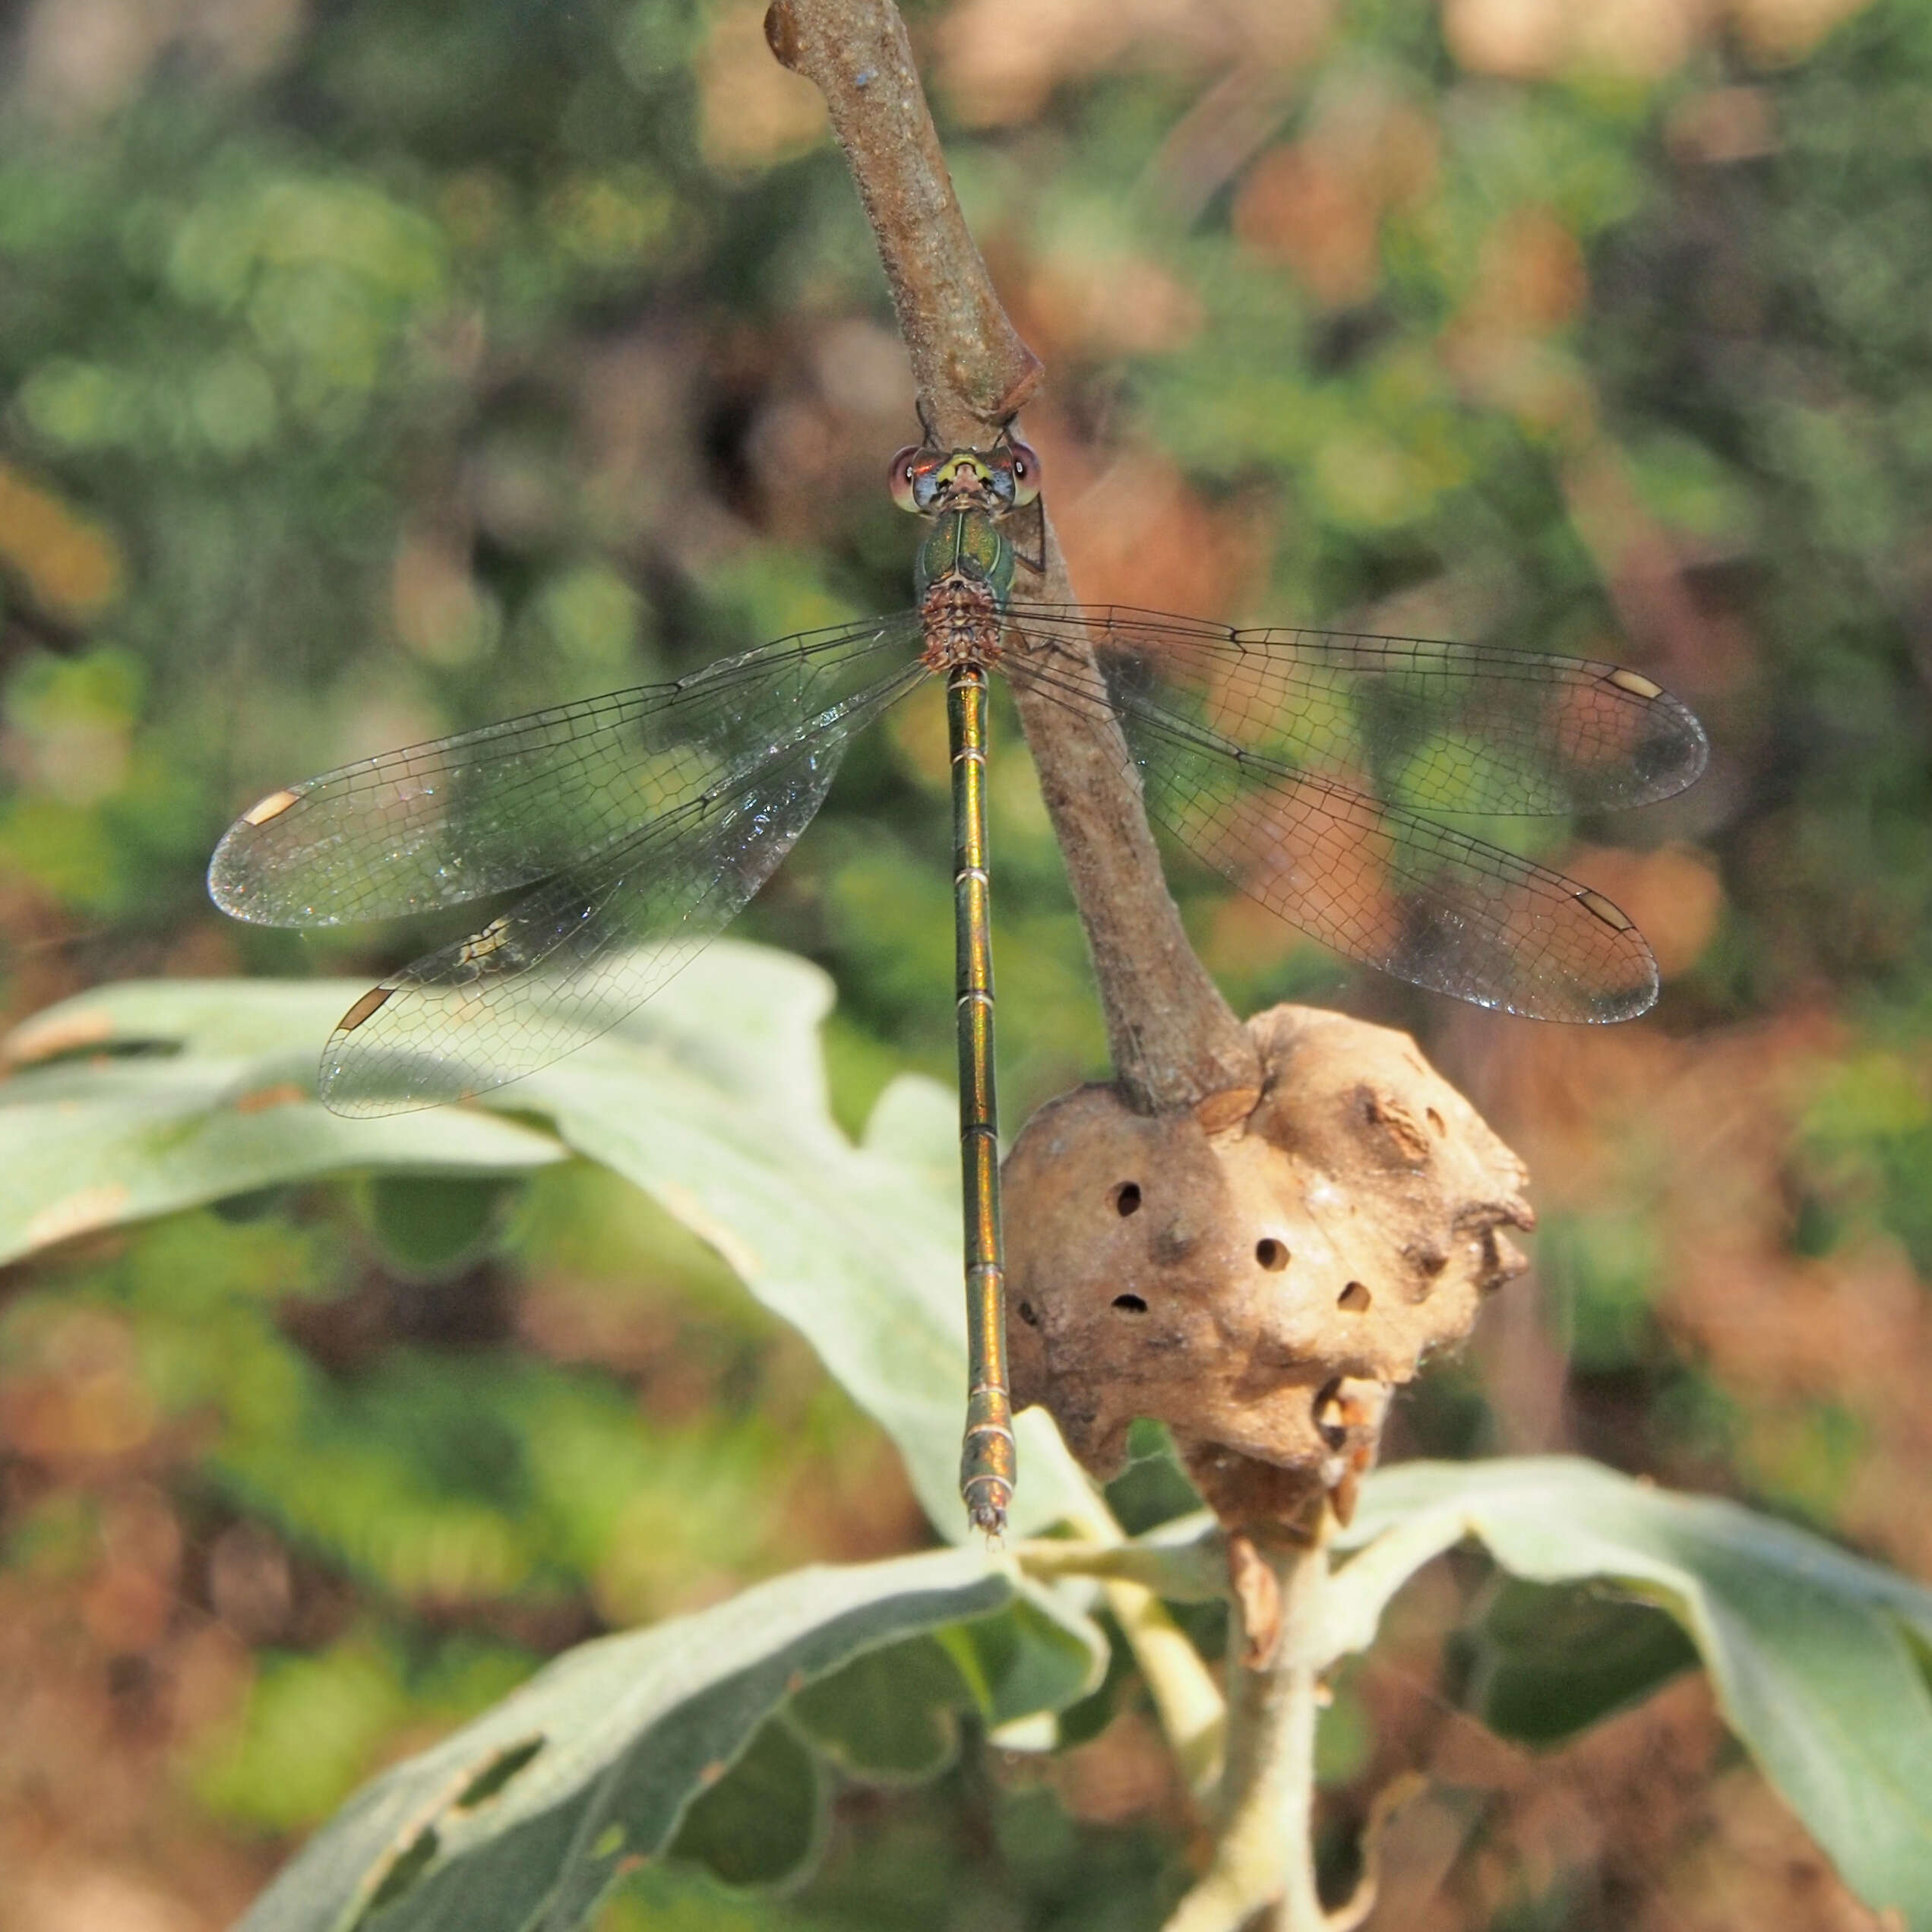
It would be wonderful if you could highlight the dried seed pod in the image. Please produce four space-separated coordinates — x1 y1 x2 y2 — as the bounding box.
1003 1004 1533 1532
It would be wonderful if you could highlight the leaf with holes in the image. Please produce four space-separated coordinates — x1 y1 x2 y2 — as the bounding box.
233 1546 1104 1932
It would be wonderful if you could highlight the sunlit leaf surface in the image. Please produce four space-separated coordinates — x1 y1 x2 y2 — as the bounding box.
0 946 1096 1537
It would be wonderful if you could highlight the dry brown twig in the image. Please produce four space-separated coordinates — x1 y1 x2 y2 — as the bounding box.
764 5 1533 1925
764 0 1257 1115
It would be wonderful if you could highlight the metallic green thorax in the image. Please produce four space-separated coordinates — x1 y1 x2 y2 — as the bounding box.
915 509 1016 607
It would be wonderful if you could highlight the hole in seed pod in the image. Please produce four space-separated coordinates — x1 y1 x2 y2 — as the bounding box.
1114 1182 1142 1216
1017 1300 1039 1327
1426 1107 1446 1134
1254 1238 1289 1271
1338 1281 1371 1312
1112 1293 1148 1314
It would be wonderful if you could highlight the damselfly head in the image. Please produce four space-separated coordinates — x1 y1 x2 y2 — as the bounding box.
888 440 1043 515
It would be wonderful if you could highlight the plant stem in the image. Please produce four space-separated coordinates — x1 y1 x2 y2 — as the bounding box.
1025 1519 1229 1802
1165 1518 1333 1932
1107 1576 1228 1804
764 0 1257 1113
1017 1526 1226 1601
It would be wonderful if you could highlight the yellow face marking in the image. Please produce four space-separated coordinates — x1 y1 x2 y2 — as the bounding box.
242 787 301 826
1576 888 1635 931
934 453 996 489
337 986 394 1033
1606 667 1662 700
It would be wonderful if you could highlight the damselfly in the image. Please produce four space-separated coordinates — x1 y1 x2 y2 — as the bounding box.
209 435 1708 1533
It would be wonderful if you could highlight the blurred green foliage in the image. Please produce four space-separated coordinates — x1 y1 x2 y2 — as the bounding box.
4 0 1932 1923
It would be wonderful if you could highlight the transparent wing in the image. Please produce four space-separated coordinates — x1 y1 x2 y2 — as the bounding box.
1005 615 1680 1022
317 661 927 1115
1002 604 1706 817
210 613 928 927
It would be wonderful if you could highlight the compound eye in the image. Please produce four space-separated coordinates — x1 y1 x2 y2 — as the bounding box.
1006 438 1042 505
887 445 924 512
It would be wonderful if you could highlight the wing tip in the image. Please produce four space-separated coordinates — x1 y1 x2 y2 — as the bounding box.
1624 685 1711 808
205 823 261 921
1498 974 1658 1025
319 1003 501 1118
1580 972 1660 1023
1678 700 1713 792
207 805 299 923
1551 906 1661 1024
316 1059 447 1119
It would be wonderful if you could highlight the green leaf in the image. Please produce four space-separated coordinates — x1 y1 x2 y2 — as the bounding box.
0 950 1099 1539
940 1589 1108 1731
233 1547 1100 1932
788 1636 968 1784
1463 1576 1698 1746
666 1716 821 1890
0 982 564 1266
1332 1458 1932 1927
361 1175 520 1277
